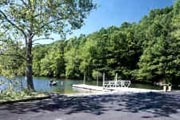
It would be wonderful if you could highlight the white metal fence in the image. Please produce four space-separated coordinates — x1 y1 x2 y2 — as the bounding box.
104 80 131 88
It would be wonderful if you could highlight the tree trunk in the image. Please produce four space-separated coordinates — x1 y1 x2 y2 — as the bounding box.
26 37 34 91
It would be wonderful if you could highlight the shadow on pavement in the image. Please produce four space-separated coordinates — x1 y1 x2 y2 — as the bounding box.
0 92 180 119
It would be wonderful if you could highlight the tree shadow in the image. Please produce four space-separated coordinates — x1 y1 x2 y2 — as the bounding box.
121 92 180 118
0 92 180 118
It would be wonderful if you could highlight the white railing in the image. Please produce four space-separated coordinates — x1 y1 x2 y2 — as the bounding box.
104 80 131 88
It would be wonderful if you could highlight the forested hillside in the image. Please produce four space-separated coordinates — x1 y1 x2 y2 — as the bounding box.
1 1 180 85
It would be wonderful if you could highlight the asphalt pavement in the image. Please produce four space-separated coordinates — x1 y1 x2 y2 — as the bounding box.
0 91 180 120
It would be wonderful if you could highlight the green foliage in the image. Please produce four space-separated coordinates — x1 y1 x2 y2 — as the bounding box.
35 42 65 77
172 0 180 39
0 40 25 78
1 0 180 87
64 39 81 78
137 5 180 84
92 70 102 80
0 84 26 101
0 0 96 38
31 2 180 86
0 78 46 101
0 0 96 90
0 78 27 101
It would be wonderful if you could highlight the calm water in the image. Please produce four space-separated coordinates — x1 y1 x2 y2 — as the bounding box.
0 76 162 94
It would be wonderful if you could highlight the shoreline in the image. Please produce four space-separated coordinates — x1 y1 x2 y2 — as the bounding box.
65 87 162 97
1 86 179 104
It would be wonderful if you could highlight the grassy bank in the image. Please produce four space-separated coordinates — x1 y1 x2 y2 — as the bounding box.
0 89 49 103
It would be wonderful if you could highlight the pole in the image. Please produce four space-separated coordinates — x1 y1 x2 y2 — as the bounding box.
103 72 105 88
97 75 99 86
115 73 118 87
83 72 86 84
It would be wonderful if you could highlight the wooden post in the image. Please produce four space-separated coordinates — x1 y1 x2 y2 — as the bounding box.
163 85 167 92
103 72 105 88
168 84 172 91
115 73 118 87
83 72 86 84
96 75 99 86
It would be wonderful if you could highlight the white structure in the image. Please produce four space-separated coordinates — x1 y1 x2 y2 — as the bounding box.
103 73 131 89
104 80 131 89
73 73 131 92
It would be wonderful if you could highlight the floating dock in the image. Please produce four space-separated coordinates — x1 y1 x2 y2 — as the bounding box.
72 84 160 93
72 84 104 91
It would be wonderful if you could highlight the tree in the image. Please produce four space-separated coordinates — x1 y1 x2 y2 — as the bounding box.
172 0 180 39
40 42 65 77
0 0 95 91
137 7 180 84
79 37 96 80
0 39 25 78
32 44 49 76
64 39 81 78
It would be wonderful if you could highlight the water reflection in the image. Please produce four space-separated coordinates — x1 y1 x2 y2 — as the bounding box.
32 77 83 94
0 76 163 94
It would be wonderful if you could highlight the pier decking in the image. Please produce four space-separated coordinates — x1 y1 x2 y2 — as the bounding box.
72 84 160 93
72 84 104 91
73 80 131 92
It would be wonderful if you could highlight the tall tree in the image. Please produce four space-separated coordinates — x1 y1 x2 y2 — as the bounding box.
172 0 180 39
136 7 180 84
0 0 95 90
0 39 24 78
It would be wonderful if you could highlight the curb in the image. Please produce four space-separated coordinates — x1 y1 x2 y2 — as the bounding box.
0 95 51 105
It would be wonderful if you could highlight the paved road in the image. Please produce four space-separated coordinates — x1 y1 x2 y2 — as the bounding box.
0 92 180 120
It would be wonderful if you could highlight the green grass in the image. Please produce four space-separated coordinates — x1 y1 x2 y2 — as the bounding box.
0 89 48 103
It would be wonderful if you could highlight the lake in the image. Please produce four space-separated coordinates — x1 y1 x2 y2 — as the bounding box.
0 76 162 94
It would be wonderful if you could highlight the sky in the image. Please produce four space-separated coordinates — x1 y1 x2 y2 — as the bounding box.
41 0 175 44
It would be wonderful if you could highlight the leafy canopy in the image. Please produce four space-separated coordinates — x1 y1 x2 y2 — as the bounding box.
0 0 95 41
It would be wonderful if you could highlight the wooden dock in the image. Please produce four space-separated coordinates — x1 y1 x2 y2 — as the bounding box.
72 84 104 91
72 84 160 93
